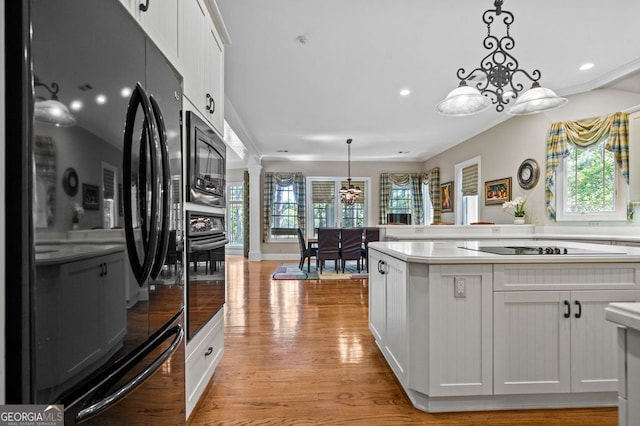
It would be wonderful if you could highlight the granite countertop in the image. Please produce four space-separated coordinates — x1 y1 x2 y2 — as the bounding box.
368 239 640 264
605 303 640 331
35 243 125 266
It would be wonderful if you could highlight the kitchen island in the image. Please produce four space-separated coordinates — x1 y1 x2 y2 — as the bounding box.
368 240 640 413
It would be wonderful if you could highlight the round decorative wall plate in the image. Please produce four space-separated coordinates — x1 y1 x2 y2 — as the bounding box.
62 167 79 196
517 158 539 190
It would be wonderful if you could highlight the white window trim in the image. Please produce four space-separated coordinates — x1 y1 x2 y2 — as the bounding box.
454 156 481 225
554 154 628 222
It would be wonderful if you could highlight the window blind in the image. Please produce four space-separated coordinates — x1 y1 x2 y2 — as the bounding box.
103 168 115 199
312 181 335 203
461 164 478 196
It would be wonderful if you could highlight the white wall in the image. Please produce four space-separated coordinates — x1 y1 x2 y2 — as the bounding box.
424 86 640 226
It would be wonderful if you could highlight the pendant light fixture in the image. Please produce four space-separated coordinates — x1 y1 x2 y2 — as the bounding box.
436 0 567 116
34 76 77 127
339 139 361 205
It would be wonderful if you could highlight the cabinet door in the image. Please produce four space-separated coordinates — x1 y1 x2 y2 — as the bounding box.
138 0 180 65
180 0 206 106
494 291 571 394
428 265 493 396
204 23 224 133
570 290 640 392
60 257 105 381
383 256 408 383
102 254 128 349
368 250 386 343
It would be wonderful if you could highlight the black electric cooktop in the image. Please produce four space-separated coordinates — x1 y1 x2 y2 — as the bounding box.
463 245 625 256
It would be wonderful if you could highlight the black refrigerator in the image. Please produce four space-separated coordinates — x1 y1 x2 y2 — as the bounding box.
5 0 186 423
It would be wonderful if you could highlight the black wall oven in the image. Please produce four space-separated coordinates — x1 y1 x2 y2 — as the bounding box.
186 211 228 340
186 111 226 207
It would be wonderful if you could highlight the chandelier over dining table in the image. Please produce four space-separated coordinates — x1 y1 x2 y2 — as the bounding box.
339 139 361 205
436 0 567 116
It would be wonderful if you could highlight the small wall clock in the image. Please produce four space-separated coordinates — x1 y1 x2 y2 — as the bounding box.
62 167 79 196
517 158 539 190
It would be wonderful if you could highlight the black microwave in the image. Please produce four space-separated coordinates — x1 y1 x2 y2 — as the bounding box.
186 111 226 207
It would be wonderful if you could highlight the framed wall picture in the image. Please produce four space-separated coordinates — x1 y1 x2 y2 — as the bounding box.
82 183 100 210
441 181 454 213
484 177 511 205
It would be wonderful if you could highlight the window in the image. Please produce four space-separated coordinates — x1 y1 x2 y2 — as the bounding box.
102 162 118 229
455 157 480 225
227 182 244 246
556 140 627 221
270 182 298 239
422 183 434 225
388 185 412 215
306 177 369 235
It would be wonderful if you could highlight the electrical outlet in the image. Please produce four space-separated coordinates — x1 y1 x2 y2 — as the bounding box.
454 277 466 298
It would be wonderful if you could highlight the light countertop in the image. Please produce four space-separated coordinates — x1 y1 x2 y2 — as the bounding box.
368 240 640 264
35 243 125 266
605 303 640 331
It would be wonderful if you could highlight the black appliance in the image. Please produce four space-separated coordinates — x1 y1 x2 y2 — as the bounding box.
186 211 228 340
5 0 186 423
387 213 411 225
464 245 625 256
186 111 226 207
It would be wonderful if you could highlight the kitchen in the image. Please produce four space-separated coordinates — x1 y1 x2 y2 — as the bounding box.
3 0 640 425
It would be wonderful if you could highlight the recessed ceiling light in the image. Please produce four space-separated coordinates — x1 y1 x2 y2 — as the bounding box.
95 94 107 105
69 100 83 111
398 151 410 154
121 87 132 98
277 149 289 153
579 63 594 71
400 89 411 96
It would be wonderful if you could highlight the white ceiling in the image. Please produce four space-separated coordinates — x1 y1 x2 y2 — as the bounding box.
217 0 640 167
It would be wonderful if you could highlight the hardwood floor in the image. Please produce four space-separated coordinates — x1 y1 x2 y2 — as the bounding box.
188 255 617 425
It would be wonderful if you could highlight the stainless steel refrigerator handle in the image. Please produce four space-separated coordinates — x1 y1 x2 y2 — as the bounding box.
122 82 162 285
75 324 184 424
148 95 171 280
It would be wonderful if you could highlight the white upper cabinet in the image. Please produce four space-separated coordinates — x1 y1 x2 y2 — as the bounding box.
180 0 225 135
118 0 180 66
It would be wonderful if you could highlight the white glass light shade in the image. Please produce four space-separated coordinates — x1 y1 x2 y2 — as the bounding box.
507 85 568 115
436 84 491 116
34 99 77 127
339 185 361 205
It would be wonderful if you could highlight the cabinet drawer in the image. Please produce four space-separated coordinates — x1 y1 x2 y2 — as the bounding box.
494 263 640 291
186 310 224 417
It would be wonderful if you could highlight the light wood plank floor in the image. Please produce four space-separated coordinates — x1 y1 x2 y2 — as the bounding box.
188 256 617 425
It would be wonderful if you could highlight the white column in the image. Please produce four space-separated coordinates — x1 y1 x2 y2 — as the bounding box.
248 162 262 261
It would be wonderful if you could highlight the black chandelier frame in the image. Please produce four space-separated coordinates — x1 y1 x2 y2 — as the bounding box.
456 0 542 112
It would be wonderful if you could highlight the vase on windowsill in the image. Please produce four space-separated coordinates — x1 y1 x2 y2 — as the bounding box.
514 216 525 225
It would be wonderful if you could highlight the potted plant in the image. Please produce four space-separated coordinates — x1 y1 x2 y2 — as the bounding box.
502 196 527 224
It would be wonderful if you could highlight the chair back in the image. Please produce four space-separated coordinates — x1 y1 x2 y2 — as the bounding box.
341 228 363 261
317 227 341 260
364 227 380 243
296 228 307 255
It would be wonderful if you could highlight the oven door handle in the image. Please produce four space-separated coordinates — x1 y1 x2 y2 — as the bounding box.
190 238 229 252
148 95 171 280
75 323 184 423
123 82 162 285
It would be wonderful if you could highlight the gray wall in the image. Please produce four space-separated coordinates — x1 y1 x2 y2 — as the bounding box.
35 123 122 232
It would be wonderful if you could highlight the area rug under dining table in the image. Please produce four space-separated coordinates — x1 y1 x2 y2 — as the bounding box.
272 263 368 280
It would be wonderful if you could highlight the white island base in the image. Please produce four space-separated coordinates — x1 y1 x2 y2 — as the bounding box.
368 240 640 413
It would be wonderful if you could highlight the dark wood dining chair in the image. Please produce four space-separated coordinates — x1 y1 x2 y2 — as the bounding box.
361 226 380 271
317 227 341 273
296 228 317 272
340 227 363 273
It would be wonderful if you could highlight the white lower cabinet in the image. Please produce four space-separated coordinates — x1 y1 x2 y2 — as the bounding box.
494 290 640 395
185 308 224 419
